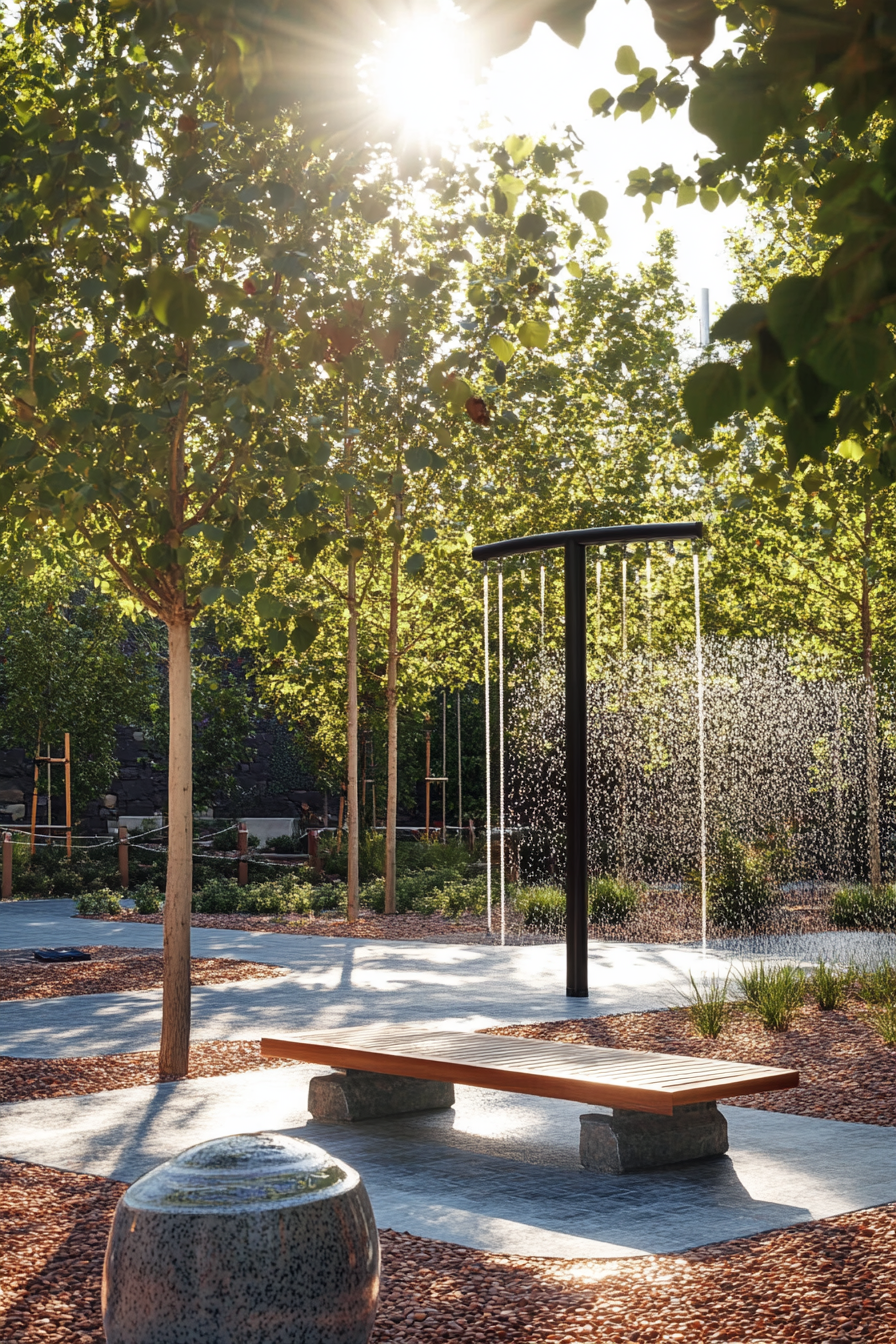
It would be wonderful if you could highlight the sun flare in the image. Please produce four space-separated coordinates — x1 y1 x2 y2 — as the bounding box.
362 4 478 147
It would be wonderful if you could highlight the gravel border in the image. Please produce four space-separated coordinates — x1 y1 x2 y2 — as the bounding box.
0 1040 296 1102
0 947 289 1002
486 1002 896 1128
1 1158 894 1343
77 886 842 945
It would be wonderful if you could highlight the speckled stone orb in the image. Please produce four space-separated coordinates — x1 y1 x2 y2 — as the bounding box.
102 1132 379 1344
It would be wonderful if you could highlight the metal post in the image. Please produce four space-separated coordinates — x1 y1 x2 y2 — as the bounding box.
565 540 589 997
118 825 129 890
425 729 431 839
2 831 11 899
237 822 248 886
441 690 447 842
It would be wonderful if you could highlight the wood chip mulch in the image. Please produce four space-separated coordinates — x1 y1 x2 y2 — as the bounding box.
79 910 504 942
77 886 843 944
0 946 289 1001
0 1040 296 1104
1 1158 894 1343
487 1002 896 1128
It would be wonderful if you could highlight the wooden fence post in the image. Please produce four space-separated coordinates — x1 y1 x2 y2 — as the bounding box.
118 826 129 890
237 822 248 886
2 832 11 899
308 829 321 875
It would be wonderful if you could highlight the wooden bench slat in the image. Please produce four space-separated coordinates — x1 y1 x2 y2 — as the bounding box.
261 1025 798 1116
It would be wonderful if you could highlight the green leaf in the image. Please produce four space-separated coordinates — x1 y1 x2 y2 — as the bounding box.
200 586 224 607
516 212 548 241
676 180 697 207
97 342 120 367
184 208 221 230
148 265 206 339
699 187 719 212
504 134 534 165
807 322 896 394
688 66 775 166
615 45 640 75
122 275 148 316
9 295 35 334
711 302 767 342
488 334 515 363
256 592 288 621
767 276 830 360
405 444 433 472
588 88 614 116
496 173 525 198
682 361 742 437
405 552 425 574
566 260 583 278
421 526 437 541
290 616 320 654
578 190 608 227
516 319 550 350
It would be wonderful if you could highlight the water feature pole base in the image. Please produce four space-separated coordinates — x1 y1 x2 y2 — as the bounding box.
309 1070 455 1122
580 1102 728 1173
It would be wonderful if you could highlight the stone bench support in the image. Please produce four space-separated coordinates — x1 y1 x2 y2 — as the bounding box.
309 1069 455 1123
580 1101 728 1173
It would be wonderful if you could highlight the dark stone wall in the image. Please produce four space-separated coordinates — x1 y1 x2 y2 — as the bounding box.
0 723 335 834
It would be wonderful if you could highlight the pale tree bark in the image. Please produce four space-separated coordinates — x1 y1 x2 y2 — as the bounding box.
383 514 402 915
346 549 360 918
159 616 192 1076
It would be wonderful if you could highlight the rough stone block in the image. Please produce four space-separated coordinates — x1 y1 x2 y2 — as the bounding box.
580 1102 728 1174
0 788 24 803
308 1069 455 1122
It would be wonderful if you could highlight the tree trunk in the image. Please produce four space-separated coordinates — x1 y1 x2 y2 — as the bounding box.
384 535 401 915
346 550 360 918
159 617 192 1077
861 565 881 886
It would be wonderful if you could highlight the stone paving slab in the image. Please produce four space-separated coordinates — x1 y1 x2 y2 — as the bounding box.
0 899 744 1058
2 1065 894 1259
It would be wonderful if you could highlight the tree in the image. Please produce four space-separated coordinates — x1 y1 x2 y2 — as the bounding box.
0 8 382 1073
0 562 151 816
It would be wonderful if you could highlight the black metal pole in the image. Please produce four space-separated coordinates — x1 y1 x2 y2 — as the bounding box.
565 540 588 997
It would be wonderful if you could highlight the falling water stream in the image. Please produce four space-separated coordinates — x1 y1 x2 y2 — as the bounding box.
693 551 708 951
483 566 492 934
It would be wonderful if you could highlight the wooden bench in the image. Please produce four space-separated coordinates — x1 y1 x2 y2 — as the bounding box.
261 1025 799 1173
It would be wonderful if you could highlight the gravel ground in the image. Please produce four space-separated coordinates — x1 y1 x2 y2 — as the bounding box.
3 1001 894 1126
1 1158 894 1344
77 887 838 945
0 1040 296 1102
488 1002 896 1128
0 946 289 1002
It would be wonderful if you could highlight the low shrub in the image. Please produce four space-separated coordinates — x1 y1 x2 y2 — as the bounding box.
517 886 566 932
683 971 730 1038
131 882 163 915
192 875 317 917
737 962 805 1031
705 830 778 932
362 870 486 918
263 834 299 854
854 960 896 1006
867 1002 896 1045
588 877 639 925
76 888 122 916
808 959 850 1011
830 885 896 932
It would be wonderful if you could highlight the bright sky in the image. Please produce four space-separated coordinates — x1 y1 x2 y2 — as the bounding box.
369 0 749 346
